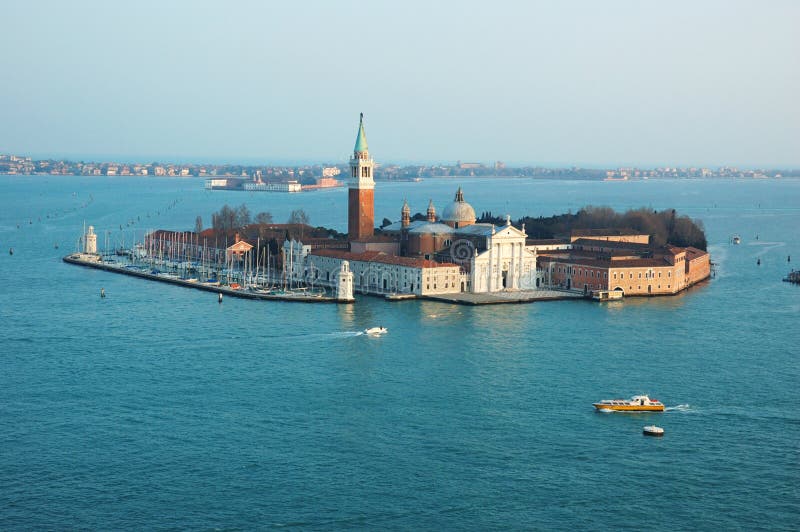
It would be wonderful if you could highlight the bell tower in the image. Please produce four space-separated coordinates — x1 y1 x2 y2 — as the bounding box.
427 199 436 222
348 113 375 241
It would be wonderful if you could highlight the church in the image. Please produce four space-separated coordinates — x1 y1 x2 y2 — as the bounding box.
284 113 540 296
282 114 711 299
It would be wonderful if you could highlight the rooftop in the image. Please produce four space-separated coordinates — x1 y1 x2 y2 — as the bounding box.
408 222 455 235
571 228 645 237
571 238 652 250
310 249 458 269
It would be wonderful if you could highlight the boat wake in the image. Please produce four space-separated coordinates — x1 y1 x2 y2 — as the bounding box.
665 404 691 412
325 331 365 339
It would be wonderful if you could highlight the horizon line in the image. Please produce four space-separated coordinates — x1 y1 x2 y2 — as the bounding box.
4 151 799 171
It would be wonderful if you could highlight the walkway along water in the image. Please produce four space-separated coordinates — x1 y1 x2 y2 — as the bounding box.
63 254 350 303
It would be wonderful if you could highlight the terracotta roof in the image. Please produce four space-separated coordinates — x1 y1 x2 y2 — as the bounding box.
244 223 314 231
227 240 253 252
606 258 672 268
148 229 195 239
571 228 644 237
526 238 569 245
664 244 685 255
351 235 398 243
539 256 670 268
685 247 708 260
310 249 458 269
572 238 651 250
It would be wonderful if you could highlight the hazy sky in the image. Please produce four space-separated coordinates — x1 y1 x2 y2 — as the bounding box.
2 0 798 167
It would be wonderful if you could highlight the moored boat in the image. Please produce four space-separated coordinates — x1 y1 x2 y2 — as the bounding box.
593 395 664 412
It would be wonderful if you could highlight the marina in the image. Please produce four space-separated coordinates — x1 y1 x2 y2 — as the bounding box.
62 253 348 303
60 223 354 303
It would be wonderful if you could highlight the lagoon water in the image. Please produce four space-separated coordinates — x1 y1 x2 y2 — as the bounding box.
1 175 799 529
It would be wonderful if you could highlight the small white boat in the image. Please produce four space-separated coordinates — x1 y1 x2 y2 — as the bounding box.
364 327 388 336
643 425 664 437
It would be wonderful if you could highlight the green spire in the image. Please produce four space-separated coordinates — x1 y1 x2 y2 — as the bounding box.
354 112 368 153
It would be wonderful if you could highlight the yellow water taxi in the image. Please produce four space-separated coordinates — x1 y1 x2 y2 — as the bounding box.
593 395 664 412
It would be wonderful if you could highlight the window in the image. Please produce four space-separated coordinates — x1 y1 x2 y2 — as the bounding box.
638 273 642 279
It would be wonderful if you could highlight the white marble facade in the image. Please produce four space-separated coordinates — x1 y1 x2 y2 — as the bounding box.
455 220 538 293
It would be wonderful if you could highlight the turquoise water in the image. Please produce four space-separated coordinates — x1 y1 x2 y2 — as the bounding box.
1 175 799 529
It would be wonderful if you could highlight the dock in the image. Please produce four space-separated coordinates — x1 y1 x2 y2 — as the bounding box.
421 289 585 306
385 293 417 301
62 254 351 303
592 289 624 301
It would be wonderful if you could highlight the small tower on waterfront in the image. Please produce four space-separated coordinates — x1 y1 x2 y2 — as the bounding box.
336 260 355 301
401 199 411 228
85 225 97 254
427 199 437 222
348 113 375 241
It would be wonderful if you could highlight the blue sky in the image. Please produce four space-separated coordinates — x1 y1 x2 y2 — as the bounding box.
1 0 798 167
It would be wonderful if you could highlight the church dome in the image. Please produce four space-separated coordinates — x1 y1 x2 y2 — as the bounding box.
441 187 476 226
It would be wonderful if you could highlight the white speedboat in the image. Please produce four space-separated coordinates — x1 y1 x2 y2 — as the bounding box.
643 425 664 437
364 327 388 336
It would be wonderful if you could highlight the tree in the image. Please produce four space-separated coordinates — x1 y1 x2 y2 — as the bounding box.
212 204 236 232
195 215 203 234
211 203 250 232
255 211 273 224
235 203 251 227
288 209 310 225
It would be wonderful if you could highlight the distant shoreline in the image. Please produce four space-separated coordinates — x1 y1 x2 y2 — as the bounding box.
2 153 797 180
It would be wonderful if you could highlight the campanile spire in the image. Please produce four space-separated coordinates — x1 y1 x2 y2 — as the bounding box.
348 113 375 241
